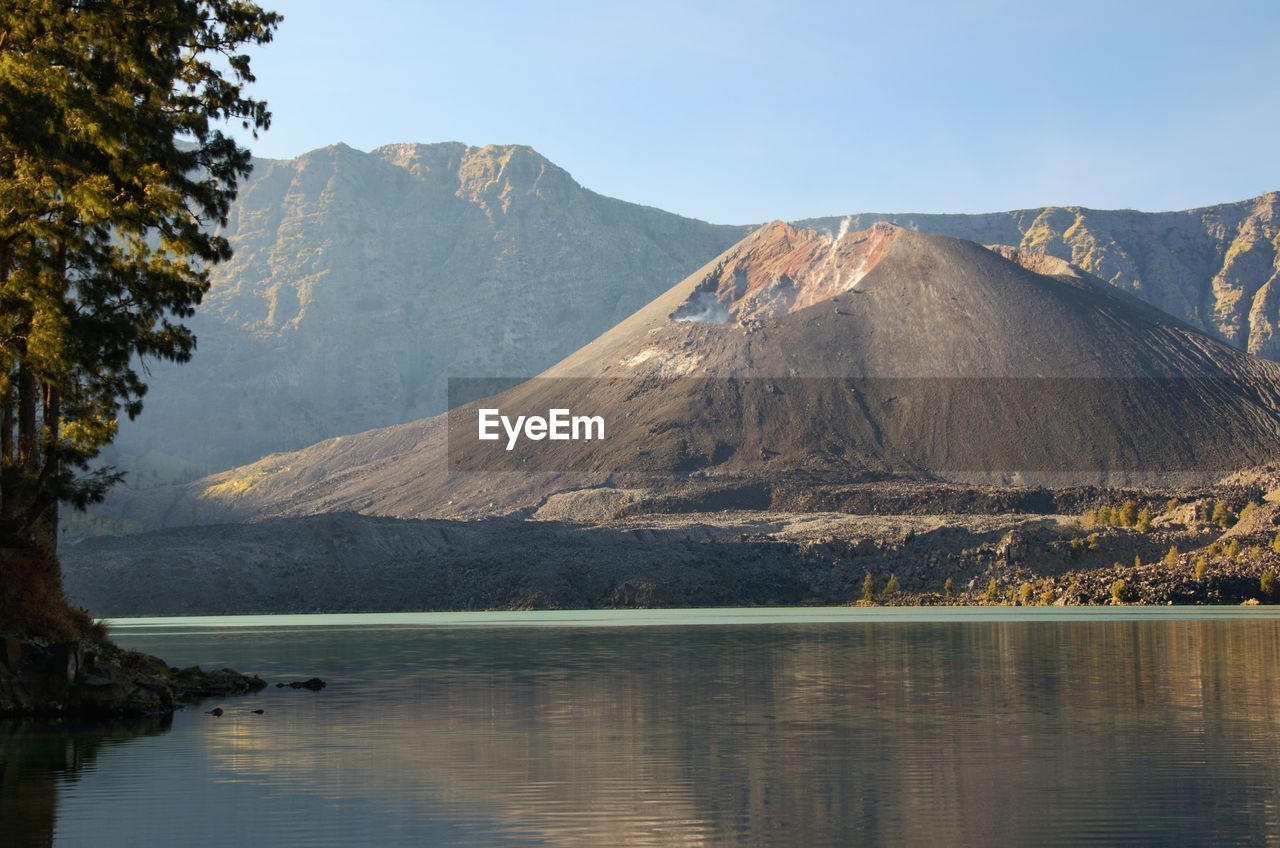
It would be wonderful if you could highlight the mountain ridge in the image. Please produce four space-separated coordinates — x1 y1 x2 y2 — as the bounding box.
800 191 1280 356
108 139 1280 482
89 222 1280 535
111 141 748 474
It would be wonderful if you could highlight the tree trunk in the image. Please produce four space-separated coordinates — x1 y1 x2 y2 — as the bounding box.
11 382 59 549
16 363 36 469
41 383 59 551
0 246 10 520
1 363 39 545
0 376 11 520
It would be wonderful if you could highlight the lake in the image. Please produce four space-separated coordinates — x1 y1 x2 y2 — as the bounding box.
4 608 1280 846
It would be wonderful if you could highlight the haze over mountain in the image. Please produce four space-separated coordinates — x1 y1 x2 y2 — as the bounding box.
109 140 1280 481
93 223 1280 535
111 142 746 475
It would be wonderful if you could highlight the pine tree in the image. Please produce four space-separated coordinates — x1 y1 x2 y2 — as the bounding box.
1212 500 1236 528
883 574 900 597
943 576 954 598
0 2 281 551
861 572 876 603
1163 546 1178 568
1136 507 1152 533
1262 571 1278 602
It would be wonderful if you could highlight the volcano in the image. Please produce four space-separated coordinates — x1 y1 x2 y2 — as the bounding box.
446 222 1280 479
102 222 1280 528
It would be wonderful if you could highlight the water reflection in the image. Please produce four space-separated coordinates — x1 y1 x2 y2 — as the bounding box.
0 716 171 847
15 620 1280 846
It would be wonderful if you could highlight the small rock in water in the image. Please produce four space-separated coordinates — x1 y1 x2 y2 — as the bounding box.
252 709 265 714
286 678 327 691
206 707 224 717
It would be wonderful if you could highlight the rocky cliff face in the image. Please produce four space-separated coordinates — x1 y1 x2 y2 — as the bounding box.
110 142 747 473
801 193 1280 357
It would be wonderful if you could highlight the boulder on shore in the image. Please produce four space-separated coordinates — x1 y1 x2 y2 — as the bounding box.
0 635 265 717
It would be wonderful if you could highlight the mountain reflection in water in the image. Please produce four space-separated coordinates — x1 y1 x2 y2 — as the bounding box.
4 613 1280 847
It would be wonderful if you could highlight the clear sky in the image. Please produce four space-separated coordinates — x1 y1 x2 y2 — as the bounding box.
231 0 1280 224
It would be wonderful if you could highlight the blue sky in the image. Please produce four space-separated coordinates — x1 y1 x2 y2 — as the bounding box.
233 0 1280 223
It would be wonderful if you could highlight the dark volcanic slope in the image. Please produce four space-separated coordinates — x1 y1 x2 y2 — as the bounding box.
447 222 1280 479
94 223 1280 531
547 222 1236 379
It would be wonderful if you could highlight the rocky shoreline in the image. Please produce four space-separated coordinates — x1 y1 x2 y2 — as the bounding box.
859 558 1280 607
0 635 265 718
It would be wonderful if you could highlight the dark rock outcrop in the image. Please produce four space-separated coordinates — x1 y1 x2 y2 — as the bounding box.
0 637 265 717
280 678 326 690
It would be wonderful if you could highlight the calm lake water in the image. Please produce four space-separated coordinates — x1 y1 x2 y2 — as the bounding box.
5 608 1280 847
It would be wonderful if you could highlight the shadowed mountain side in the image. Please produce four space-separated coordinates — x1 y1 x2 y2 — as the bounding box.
60 493 1280 613
62 511 1090 616
86 224 1280 532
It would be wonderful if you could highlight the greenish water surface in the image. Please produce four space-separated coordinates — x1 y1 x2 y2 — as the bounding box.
4 607 1280 846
